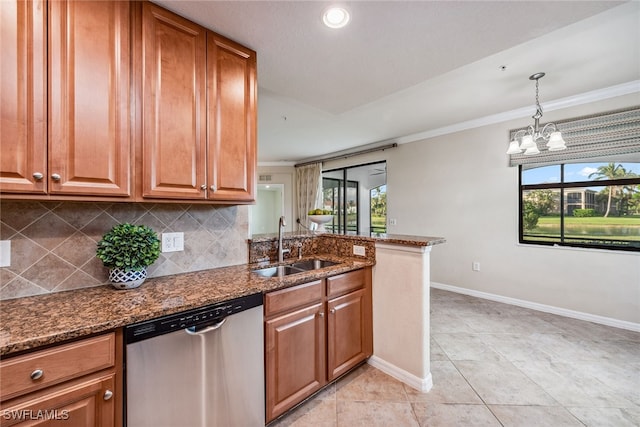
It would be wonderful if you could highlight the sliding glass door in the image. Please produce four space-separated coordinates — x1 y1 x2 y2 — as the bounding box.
322 161 386 235
322 176 358 234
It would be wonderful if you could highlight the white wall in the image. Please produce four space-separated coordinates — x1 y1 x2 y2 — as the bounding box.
254 166 295 233
325 93 640 324
253 187 283 234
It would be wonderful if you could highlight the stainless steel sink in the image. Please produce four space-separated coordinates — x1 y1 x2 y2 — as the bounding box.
291 259 339 271
251 259 339 278
251 265 305 278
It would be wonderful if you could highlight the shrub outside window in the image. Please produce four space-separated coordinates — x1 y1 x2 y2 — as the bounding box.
520 161 640 251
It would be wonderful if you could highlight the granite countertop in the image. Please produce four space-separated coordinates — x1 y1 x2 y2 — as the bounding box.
370 234 446 246
0 254 372 357
250 231 446 247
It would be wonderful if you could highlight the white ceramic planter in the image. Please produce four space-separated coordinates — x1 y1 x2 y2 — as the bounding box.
109 267 147 290
308 215 333 232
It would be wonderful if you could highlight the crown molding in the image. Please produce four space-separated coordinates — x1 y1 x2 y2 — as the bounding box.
395 80 640 145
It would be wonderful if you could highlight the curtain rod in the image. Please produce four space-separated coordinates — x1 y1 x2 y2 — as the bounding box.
294 143 398 168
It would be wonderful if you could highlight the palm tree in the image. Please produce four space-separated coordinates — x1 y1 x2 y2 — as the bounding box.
589 163 627 217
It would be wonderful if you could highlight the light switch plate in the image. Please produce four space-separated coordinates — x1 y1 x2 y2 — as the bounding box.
0 240 11 267
162 232 184 252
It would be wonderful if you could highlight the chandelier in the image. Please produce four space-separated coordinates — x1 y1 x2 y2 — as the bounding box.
507 72 567 155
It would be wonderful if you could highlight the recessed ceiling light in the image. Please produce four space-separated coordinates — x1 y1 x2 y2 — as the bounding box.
323 6 350 29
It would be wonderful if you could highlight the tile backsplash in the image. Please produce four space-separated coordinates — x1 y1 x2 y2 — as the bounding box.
0 201 249 300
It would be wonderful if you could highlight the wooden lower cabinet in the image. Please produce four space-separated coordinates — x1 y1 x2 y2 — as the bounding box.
327 288 371 381
0 331 122 427
0 373 115 427
265 303 325 421
264 267 372 423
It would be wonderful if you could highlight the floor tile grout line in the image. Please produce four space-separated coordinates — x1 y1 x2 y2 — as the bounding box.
447 356 505 426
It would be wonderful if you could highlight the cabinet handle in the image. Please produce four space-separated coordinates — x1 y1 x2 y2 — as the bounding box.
32 172 44 180
200 184 207 190
210 185 216 192
318 312 324 318
103 390 113 401
30 369 44 381
51 173 61 181
330 308 336 314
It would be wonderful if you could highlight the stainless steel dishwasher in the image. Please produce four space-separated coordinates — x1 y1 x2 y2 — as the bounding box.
125 293 264 427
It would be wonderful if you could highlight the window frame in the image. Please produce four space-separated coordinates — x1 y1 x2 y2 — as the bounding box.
518 164 640 252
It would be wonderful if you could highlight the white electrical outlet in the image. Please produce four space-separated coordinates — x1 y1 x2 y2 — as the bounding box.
389 218 397 226
353 245 366 256
162 232 184 252
472 262 481 272
0 240 11 267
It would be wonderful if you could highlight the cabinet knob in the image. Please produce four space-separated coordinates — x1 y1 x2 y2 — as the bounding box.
51 173 61 181
210 185 216 192
330 308 336 314
32 172 44 180
103 390 113 401
30 369 44 381
200 184 207 190
318 312 324 318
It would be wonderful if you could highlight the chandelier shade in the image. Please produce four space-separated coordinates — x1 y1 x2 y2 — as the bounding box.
507 73 567 155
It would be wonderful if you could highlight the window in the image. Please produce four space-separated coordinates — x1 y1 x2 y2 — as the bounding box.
520 161 640 251
322 177 359 234
370 185 387 234
322 161 386 236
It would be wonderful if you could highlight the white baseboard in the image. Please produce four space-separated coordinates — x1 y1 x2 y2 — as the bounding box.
367 355 433 393
431 282 640 333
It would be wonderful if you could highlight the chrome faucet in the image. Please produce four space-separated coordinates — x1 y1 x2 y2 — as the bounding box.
277 216 289 262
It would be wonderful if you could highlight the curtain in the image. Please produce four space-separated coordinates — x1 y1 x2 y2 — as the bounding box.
296 163 322 230
508 106 640 167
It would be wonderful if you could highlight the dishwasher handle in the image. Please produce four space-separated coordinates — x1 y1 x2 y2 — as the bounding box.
185 318 227 335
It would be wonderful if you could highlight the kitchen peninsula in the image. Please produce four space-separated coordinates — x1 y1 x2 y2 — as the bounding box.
0 232 444 426
250 232 446 393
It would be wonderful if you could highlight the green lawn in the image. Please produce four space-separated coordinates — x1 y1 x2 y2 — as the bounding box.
371 216 386 227
538 216 640 226
526 215 640 242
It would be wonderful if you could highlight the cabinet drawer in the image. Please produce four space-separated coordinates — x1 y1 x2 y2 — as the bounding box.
326 269 365 298
0 333 115 401
0 372 115 427
264 280 323 317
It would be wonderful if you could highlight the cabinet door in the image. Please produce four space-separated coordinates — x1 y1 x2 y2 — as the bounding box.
265 303 325 423
141 3 207 199
327 288 372 381
0 373 115 427
48 0 131 196
0 0 47 194
206 34 256 202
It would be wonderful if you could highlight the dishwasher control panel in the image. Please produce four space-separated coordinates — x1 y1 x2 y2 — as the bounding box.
125 292 263 344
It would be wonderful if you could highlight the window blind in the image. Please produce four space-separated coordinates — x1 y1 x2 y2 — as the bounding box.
508 106 640 167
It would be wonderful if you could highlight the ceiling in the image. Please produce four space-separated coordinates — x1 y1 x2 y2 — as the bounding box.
154 1 640 164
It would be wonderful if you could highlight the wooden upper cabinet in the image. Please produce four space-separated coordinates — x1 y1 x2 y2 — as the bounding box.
0 0 47 194
141 3 207 199
207 34 257 202
48 0 131 196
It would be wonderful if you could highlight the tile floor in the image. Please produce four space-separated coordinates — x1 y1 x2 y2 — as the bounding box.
269 288 640 426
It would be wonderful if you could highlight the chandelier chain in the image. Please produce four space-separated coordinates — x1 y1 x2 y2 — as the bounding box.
533 77 543 120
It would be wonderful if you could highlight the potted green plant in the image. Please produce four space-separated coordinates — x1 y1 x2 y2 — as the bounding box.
96 223 161 290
